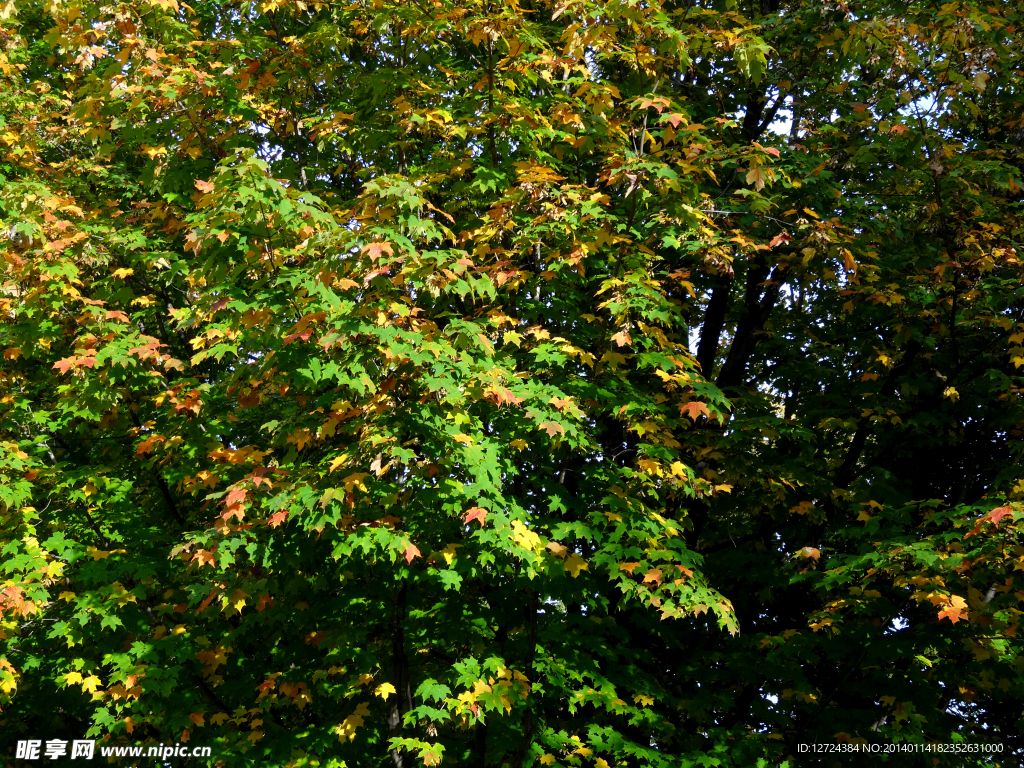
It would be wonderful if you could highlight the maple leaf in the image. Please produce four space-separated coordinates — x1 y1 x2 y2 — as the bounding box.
464 507 488 526
538 421 565 437
194 179 215 193
374 682 396 700
966 506 1015 538
643 569 663 586
404 544 421 564
361 241 394 260
679 401 710 421
191 550 216 568
937 595 968 624
610 330 632 347
563 553 588 578
268 510 289 528
745 166 766 191
546 542 568 558
224 487 247 507
52 357 78 374
490 386 524 406
282 329 313 345
222 504 245 522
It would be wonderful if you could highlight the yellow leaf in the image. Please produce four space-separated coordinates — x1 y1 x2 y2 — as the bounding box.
452 433 474 444
327 453 349 473
64 671 84 686
745 166 766 192
633 693 654 706
82 675 102 693
113 268 134 279
336 703 371 742
511 520 542 552
564 553 589 578
87 547 126 560
439 543 462 565
539 757 556 766
375 682 397 700
546 542 568 559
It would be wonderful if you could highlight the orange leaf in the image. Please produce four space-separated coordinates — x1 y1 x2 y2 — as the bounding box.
224 488 247 507
966 506 1014 538
268 510 289 528
53 357 77 374
538 421 565 437
464 507 488 526
361 241 394 260
610 330 631 347
680 402 709 421
937 595 968 624
404 544 421 564
194 179 215 193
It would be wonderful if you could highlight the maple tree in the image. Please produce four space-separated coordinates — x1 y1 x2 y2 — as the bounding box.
1 0 1023 765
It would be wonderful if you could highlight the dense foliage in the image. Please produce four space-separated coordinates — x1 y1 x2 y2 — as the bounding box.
2 0 1023 765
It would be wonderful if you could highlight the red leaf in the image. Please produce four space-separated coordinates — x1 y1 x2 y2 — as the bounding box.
53 357 77 374
464 507 488 526
763 147 781 158
197 586 221 613
282 328 313 345
769 233 792 248
965 506 1015 538
225 488 247 507
194 179 215 193
268 510 289 528
643 568 663 586
404 543 421 564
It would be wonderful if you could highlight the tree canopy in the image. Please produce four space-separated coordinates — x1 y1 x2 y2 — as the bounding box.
1 0 1023 765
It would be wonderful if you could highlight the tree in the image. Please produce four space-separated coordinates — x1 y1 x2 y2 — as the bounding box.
1 0 1022 764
